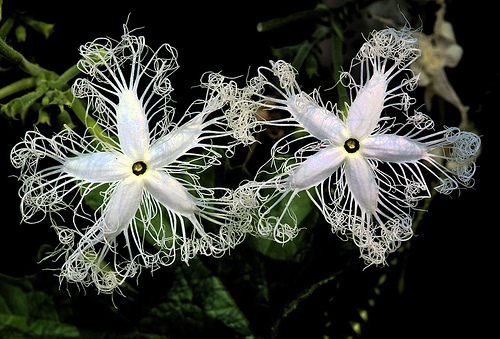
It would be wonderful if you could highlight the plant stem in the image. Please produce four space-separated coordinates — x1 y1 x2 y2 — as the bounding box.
50 64 81 89
0 77 36 100
0 23 108 142
57 64 111 144
0 17 14 39
70 95 111 145
0 36 49 76
257 7 330 32
330 19 349 113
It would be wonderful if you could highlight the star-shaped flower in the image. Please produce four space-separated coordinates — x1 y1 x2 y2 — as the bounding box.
235 28 480 265
11 26 246 292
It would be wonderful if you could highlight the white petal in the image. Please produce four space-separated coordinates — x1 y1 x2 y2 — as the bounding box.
290 94 347 143
117 89 150 160
104 176 144 235
289 146 346 190
144 170 197 216
444 44 463 68
345 156 378 214
346 72 387 139
63 152 131 182
148 114 204 168
361 135 426 163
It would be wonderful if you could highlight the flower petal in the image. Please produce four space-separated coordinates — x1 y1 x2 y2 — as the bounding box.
116 89 150 160
444 44 463 68
289 146 346 190
290 95 347 143
104 176 144 235
144 170 197 216
148 114 204 169
345 156 378 214
346 72 387 140
361 134 426 163
63 152 131 182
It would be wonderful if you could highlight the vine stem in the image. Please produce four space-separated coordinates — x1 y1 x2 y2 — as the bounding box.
50 64 81 89
0 36 51 76
52 64 112 144
0 26 110 143
70 95 112 145
0 77 36 100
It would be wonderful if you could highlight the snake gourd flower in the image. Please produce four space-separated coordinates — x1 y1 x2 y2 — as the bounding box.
10 26 249 293
234 28 480 265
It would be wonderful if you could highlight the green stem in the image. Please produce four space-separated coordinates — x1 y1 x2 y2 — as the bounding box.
50 64 81 89
0 77 36 100
0 17 14 39
257 8 329 32
330 18 349 113
70 95 111 144
271 271 341 339
0 13 109 142
0 36 48 76
256 3 352 33
57 64 110 144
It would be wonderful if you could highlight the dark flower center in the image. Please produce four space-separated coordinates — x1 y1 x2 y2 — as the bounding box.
132 161 147 176
343 138 360 154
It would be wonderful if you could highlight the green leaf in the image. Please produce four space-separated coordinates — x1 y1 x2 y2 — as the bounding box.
0 86 44 121
14 25 26 42
23 17 54 40
57 108 76 130
140 258 253 337
34 107 51 126
0 273 80 337
82 182 108 211
305 54 319 78
271 45 299 60
331 28 349 112
247 226 312 263
247 187 318 262
292 40 313 71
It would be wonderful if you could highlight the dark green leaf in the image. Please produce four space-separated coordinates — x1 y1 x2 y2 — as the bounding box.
139 258 253 337
292 40 313 71
82 182 108 211
23 17 54 40
271 44 300 61
0 273 80 337
34 107 51 126
305 54 319 78
247 188 318 262
14 25 26 42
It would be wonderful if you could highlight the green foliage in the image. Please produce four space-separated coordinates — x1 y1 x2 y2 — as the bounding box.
265 2 354 112
272 26 331 79
140 258 253 337
0 244 405 338
0 273 80 337
82 183 109 211
22 17 54 40
14 24 25 42
247 190 318 263
0 7 85 130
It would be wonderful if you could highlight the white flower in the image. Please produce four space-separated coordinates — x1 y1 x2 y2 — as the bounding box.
410 1 469 128
237 28 480 265
10 26 246 293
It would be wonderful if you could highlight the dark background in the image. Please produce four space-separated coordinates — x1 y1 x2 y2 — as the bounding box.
1 0 495 337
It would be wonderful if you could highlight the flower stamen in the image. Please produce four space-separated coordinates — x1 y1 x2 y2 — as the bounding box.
132 161 147 176
344 138 360 153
